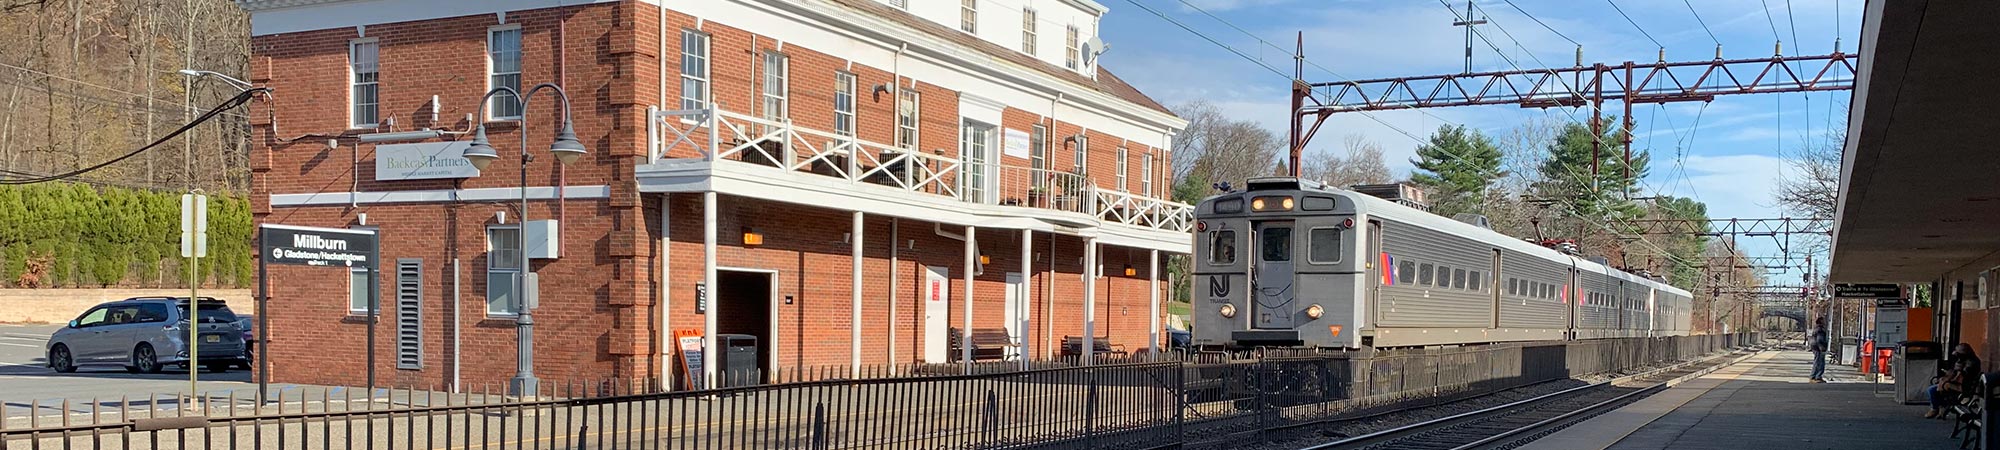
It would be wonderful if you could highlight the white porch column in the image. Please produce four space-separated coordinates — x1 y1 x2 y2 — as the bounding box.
850 211 864 377
1148 249 1160 356
1082 237 1097 365
962 225 977 371
702 191 718 388
1019 229 1032 370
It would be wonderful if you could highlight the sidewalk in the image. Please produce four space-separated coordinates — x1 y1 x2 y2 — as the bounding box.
1525 349 1963 450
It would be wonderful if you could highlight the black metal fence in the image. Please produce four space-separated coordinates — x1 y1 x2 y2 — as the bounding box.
0 334 1758 450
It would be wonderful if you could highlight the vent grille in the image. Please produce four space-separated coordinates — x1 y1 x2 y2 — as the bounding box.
396 259 423 370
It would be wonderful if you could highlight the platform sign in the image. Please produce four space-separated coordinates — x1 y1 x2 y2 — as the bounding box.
1875 305 1908 347
675 330 706 391
1835 283 1903 298
260 225 379 267
180 194 208 258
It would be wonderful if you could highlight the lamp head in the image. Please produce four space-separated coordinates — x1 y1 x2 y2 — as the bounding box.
462 126 499 171
549 122 587 166
177 69 201 77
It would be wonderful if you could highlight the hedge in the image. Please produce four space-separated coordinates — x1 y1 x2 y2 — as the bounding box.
0 183 251 288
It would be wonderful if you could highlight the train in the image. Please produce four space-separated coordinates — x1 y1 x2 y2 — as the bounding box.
1191 177 1693 349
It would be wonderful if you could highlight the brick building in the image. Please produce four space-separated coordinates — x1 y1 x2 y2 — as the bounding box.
238 0 1189 390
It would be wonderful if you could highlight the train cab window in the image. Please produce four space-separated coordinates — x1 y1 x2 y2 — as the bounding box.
1307 227 1341 264
1418 263 1434 286
1207 230 1236 264
1452 269 1466 290
1302 196 1337 211
1259 227 1292 262
1398 261 1416 284
1469 271 1482 291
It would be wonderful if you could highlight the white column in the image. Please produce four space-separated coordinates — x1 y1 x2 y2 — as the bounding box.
962 225 977 371
1019 229 1032 370
888 219 900 370
659 195 672 391
1082 237 1097 365
1148 249 1160 356
702 191 718 388
850 211 864 377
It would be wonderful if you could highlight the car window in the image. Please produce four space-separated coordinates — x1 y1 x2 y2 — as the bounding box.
177 303 240 324
137 304 171 323
75 307 109 327
104 306 143 325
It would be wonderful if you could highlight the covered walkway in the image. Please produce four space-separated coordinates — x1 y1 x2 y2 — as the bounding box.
1525 349 1962 450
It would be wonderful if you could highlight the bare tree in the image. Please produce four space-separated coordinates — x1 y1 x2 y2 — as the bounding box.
1169 100 1280 195
1774 130 1842 219
1301 134 1392 188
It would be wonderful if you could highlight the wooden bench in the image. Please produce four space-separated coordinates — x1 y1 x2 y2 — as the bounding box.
1060 336 1126 358
949 328 1014 362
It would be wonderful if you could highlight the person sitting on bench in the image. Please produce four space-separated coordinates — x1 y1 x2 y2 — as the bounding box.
1928 343 1982 418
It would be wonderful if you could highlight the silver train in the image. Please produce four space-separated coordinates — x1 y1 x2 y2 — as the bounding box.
1192 178 1693 349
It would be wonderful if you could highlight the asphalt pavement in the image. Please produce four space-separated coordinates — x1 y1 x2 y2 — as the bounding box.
0 323 260 417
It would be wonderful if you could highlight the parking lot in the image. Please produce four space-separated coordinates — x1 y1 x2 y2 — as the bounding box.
0 323 260 417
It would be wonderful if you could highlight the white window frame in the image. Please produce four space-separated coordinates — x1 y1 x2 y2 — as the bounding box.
960 0 978 34
1065 25 1079 70
1072 134 1088 173
1141 150 1154 197
679 29 711 112
348 38 379 129
1115 145 1128 191
486 25 524 121
349 267 371 314
897 89 920 150
761 50 788 124
833 71 856 137
1021 8 1037 55
486 226 522 317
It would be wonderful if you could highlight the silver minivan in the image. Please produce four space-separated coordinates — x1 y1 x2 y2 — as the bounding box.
45 297 249 373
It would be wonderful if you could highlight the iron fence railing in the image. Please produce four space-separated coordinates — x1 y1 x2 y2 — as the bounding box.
0 333 1759 450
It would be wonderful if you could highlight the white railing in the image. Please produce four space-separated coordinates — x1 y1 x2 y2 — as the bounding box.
650 107 1192 233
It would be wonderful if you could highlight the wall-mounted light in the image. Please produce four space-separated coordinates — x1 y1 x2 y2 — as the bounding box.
1124 264 1136 277
742 228 764 246
978 253 991 265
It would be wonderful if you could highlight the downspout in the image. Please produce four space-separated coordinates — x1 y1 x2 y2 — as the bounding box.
891 43 906 147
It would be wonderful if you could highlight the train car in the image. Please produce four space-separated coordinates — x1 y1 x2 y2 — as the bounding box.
1192 177 1693 349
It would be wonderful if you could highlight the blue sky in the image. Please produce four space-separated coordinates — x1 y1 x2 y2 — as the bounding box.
1098 0 1859 273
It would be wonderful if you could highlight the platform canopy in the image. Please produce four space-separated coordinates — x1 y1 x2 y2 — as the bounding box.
1830 0 2000 282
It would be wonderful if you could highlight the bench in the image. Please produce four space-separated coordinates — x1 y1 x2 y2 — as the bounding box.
1060 336 1126 358
950 328 1014 362
1957 372 1995 449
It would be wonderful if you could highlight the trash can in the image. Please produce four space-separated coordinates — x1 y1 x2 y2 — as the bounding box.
1898 341 1943 404
717 334 760 387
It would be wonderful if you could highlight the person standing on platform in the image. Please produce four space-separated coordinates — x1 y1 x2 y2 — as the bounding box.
1809 317 1830 383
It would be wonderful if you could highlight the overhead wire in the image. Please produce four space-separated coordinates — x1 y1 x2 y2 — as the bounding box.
0 87 266 185
1604 0 1663 49
1681 0 1721 45
1500 0 1579 47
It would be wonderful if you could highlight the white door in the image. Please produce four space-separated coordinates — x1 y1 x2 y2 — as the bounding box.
960 120 996 204
1004 273 1026 360
923 265 951 363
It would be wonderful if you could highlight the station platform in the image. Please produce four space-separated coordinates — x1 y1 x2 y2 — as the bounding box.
1524 349 1965 450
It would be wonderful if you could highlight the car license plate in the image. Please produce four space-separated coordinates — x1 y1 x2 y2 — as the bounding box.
204 335 221 343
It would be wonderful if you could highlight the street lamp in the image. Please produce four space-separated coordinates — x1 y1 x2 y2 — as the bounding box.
177 69 255 91
465 83 586 397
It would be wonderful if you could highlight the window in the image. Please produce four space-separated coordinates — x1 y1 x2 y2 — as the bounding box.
1308 228 1341 264
1452 268 1467 290
1021 8 1037 55
1419 263 1434 286
487 227 522 315
1259 227 1291 262
74 307 109 328
884 0 907 8
488 26 523 120
1508 278 1518 296
1030 124 1048 180
350 267 371 313
1436 265 1450 287
1141 151 1154 196
1072 134 1087 172
833 72 856 137
136 303 170 323
1116 146 1128 190
103 306 141 325
1065 25 1080 69
896 90 920 149
1207 230 1236 264
960 0 978 34
761 51 788 124
1469 271 1482 291
349 39 379 128
1398 260 1416 284
680 29 710 110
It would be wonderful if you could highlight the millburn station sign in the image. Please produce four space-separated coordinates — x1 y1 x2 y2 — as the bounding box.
259 224 379 267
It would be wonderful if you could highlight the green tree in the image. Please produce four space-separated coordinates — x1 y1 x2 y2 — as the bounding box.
1651 196 1710 290
1531 119 1650 224
1409 124 1505 219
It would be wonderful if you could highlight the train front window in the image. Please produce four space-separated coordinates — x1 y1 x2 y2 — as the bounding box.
1259 227 1291 262
1207 230 1236 264
1307 227 1341 264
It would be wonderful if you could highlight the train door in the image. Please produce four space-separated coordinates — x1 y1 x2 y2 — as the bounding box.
1251 221 1298 329
1366 221 1383 324
1565 268 1578 340
1490 250 1502 329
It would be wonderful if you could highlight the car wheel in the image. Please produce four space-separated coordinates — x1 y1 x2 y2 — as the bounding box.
49 344 76 373
131 343 162 374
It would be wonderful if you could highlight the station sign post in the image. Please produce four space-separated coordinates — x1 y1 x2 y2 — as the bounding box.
256 224 380 404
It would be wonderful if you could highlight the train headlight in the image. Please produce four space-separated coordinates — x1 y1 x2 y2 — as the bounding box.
1218 304 1237 318
1282 197 1295 210
1250 198 1266 210
1305 304 1324 319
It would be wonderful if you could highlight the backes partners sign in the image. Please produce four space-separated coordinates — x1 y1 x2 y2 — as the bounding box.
375 141 480 181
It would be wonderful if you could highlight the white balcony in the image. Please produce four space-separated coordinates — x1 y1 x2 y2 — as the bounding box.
638 107 1191 252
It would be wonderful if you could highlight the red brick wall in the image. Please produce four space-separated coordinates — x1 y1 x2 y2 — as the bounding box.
251 1 1175 389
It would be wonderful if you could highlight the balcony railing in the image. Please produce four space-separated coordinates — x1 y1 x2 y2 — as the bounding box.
650 107 1193 233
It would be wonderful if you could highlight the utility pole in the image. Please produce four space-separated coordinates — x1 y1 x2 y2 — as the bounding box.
1450 0 1487 74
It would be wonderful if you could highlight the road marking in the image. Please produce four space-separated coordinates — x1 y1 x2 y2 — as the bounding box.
0 341 41 348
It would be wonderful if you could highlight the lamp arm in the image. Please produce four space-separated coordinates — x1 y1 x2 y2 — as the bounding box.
522 83 575 130
471 86 525 131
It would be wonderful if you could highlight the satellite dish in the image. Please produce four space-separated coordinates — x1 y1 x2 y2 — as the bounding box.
1082 36 1108 67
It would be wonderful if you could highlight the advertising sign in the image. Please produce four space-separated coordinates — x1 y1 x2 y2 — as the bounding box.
675 330 706 391
375 141 481 181
1003 128 1031 158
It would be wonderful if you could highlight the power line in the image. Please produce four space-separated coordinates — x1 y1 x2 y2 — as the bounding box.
1604 0 1663 49
1116 0 1288 79
1500 0 1580 47
0 87 265 185
1682 0 1721 45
